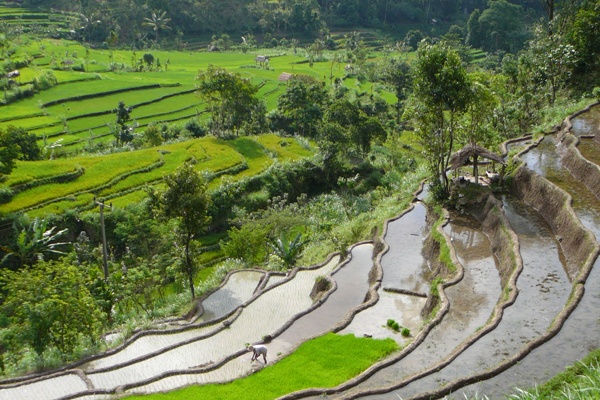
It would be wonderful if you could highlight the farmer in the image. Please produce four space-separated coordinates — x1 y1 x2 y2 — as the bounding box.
247 344 268 364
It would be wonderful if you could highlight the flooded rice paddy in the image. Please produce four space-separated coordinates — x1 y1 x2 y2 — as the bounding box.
3 106 600 399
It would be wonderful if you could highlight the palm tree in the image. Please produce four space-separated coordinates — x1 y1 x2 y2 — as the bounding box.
1 219 69 269
142 9 171 44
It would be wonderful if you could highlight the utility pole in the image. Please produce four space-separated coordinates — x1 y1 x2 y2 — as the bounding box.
94 197 112 279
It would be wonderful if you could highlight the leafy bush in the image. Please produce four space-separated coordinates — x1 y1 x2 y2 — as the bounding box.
32 71 58 91
593 87 600 102
184 118 208 138
401 327 410 337
2 84 35 104
0 186 14 204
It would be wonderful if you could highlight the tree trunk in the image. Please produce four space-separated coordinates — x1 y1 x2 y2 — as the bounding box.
185 235 195 299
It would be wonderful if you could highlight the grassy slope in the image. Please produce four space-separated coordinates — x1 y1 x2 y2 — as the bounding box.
125 333 398 400
0 134 315 216
1 38 397 152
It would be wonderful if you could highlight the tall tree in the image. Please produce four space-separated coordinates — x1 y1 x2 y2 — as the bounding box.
0 260 104 359
567 0 600 86
142 9 171 43
528 24 577 104
478 0 528 53
409 43 471 198
274 75 328 137
0 128 19 178
196 66 266 136
113 101 134 146
383 58 412 122
151 162 211 299
3 125 41 161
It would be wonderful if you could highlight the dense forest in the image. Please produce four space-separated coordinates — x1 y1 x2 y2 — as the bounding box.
17 0 546 48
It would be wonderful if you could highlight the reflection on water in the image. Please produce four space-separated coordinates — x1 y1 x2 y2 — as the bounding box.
571 105 600 137
381 202 429 294
522 136 600 238
335 210 500 400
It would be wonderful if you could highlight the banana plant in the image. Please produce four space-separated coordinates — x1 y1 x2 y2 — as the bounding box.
1 218 69 269
268 232 306 269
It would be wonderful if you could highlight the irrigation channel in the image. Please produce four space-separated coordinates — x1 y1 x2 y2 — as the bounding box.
1 104 600 399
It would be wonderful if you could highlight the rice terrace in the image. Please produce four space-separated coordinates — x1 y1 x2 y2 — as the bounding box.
1 1 600 399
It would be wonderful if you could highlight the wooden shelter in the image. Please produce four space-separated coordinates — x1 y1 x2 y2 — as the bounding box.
449 143 505 185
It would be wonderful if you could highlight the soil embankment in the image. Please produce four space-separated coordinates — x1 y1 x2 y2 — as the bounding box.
511 163 597 282
467 190 520 289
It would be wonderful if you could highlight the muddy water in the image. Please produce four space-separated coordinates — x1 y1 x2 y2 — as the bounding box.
578 138 600 167
0 373 87 400
86 258 340 391
338 202 430 346
130 244 377 395
521 135 600 238
456 113 600 397
376 194 569 400
339 204 430 345
83 270 264 371
380 202 429 294
571 105 600 172
278 243 375 346
475 247 600 397
324 210 500 399
198 270 264 321
571 105 600 137
443 212 503 328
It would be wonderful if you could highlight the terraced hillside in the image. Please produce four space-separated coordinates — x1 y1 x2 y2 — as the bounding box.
0 36 393 154
0 133 315 216
1 104 599 399
0 2 76 37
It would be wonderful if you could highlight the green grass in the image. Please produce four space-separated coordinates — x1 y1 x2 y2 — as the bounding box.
1 37 396 153
1 134 315 215
124 333 398 400
254 135 314 160
504 348 600 400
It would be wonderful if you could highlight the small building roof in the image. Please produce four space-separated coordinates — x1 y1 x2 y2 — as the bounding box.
278 72 293 82
255 55 268 62
449 143 505 170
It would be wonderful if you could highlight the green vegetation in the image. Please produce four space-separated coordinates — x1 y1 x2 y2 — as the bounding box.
0 134 312 216
509 349 600 399
125 333 398 400
0 0 599 397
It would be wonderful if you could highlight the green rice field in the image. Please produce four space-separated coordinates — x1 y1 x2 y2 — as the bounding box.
2 37 396 151
1 30 395 214
1 133 315 217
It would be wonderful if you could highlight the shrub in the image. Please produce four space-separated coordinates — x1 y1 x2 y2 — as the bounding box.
32 71 58 91
184 118 207 138
0 186 14 204
593 87 600 102
391 321 400 331
386 319 394 327
401 327 410 337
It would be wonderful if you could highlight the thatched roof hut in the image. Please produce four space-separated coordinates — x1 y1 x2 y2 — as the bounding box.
449 143 504 170
449 143 505 184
